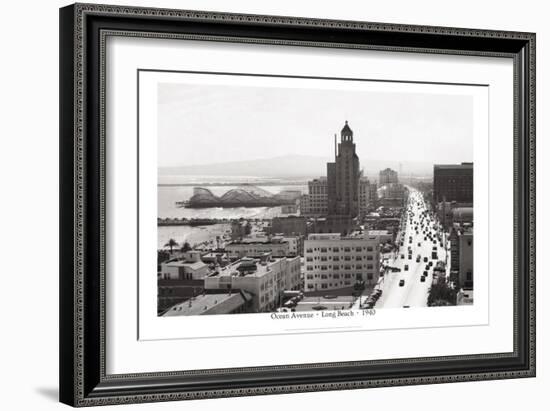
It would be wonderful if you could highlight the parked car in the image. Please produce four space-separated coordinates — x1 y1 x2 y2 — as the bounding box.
420 276 426 282
404 264 409 271
399 279 405 286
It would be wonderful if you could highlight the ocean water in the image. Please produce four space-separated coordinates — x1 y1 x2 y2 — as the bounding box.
156 176 308 249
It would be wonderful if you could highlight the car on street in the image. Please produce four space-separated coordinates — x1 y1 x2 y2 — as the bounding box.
420 276 426 282
399 279 405 287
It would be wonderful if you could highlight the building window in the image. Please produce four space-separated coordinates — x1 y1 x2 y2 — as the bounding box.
367 264 373 269
367 246 374 252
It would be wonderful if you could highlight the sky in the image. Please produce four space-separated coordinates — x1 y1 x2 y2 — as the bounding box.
157 80 474 168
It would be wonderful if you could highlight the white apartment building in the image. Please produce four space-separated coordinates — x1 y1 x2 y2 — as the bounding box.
204 256 301 312
304 233 380 291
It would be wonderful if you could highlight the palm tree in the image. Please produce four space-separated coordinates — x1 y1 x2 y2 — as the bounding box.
164 238 179 254
180 241 192 252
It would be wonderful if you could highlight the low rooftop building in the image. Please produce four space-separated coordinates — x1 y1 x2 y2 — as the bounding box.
204 255 301 312
162 290 252 316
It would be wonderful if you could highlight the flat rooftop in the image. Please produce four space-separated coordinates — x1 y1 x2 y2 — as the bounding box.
208 256 296 279
163 292 249 316
434 163 473 169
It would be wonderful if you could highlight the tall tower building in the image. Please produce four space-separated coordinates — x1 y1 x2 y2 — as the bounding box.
327 121 360 217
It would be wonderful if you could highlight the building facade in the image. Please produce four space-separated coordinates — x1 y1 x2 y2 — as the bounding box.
270 216 308 236
449 224 474 290
160 251 210 280
327 122 361 217
433 163 473 204
280 235 304 257
301 177 328 216
359 176 377 216
204 256 301 312
377 183 406 207
458 228 473 289
304 233 380 292
379 168 398 185
225 236 290 259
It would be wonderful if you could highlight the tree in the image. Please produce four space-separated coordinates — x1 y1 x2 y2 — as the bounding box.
157 250 170 265
164 238 179 254
427 281 457 306
180 241 192 252
430 299 452 307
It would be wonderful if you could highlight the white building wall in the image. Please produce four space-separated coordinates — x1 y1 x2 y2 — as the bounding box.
304 235 380 291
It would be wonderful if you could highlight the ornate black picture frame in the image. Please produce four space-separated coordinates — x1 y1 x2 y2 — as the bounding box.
59 3 535 407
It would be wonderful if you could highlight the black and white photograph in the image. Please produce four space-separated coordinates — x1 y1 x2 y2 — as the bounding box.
50 1 538 406
155 74 475 317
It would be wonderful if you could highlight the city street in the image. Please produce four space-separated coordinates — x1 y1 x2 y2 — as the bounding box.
375 188 448 308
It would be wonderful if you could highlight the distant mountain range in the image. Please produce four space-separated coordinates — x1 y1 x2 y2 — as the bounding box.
159 155 435 179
